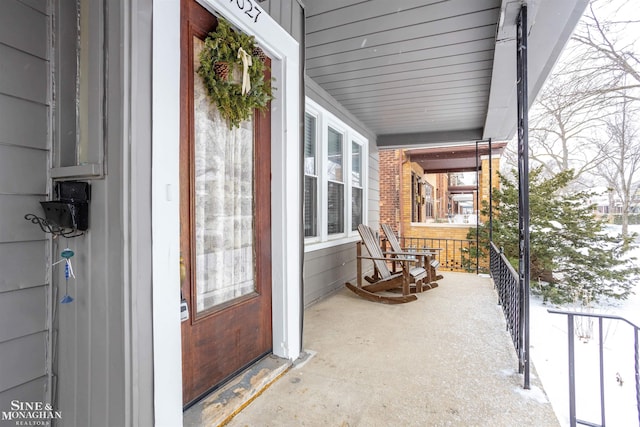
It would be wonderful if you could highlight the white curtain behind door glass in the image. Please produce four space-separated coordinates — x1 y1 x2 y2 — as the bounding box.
193 38 255 313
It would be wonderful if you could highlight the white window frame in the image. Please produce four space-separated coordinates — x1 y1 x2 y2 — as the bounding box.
350 138 365 232
305 98 368 252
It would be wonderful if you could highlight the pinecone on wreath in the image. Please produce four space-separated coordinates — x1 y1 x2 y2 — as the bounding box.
252 46 267 63
213 61 230 80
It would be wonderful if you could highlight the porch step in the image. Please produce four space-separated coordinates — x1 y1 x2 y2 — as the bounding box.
183 354 292 427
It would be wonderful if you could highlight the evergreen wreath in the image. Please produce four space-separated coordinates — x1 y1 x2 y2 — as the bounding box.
198 17 273 129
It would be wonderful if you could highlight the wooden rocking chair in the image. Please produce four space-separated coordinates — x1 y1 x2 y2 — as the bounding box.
381 223 443 288
345 224 427 304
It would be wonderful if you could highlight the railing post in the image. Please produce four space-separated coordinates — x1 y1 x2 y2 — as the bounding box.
635 327 640 424
500 246 505 306
598 318 606 427
516 4 531 391
489 137 493 244
549 310 640 425
568 314 577 427
475 139 479 275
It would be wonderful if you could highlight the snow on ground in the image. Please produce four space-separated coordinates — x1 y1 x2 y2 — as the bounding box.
531 224 640 426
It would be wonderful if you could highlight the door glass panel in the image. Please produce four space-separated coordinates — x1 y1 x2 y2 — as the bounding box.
193 37 255 313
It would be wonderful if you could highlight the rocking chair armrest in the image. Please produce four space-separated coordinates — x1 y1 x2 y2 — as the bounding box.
385 250 436 257
358 255 391 261
358 255 417 264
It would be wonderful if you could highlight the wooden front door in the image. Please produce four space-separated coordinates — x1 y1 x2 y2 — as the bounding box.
180 0 272 407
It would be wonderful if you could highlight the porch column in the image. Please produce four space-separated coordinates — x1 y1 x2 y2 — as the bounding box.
516 5 531 390
489 138 492 244
475 140 479 274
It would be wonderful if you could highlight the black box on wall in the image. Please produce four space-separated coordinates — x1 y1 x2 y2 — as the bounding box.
40 181 90 231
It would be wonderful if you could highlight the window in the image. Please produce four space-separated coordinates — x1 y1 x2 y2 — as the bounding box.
411 173 423 222
304 99 368 249
425 183 434 218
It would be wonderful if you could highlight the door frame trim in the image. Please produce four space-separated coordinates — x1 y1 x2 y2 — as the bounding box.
151 1 301 424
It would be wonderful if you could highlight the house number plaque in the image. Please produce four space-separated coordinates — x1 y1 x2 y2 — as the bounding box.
230 0 263 23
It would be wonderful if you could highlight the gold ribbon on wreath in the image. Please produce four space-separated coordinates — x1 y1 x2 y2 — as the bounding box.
237 47 253 95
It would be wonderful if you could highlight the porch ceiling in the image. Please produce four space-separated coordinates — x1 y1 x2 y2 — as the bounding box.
407 141 507 173
304 0 589 148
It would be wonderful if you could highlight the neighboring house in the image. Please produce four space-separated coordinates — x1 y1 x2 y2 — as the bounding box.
591 185 640 219
379 144 505 271
0 1 588 426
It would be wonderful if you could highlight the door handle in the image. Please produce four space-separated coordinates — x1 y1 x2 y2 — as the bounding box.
180 255 189 322
180 255 187 285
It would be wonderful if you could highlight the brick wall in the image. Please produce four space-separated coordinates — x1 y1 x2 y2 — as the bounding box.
379 149 401 234
479 156 501 220
401 225 485 272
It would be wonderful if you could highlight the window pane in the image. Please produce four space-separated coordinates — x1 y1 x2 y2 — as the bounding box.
328 181 344 234
425 184 433 218
304 175 318 237
352 142 361 187
411 174 422 222
327 127 343 182
304 113 316 175
352 187 363 231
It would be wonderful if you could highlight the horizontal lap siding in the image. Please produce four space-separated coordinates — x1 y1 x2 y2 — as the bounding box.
0 333 47 397
303 243 356 307
0 0 50 407
0 241 47 293
0 377 47 416
0 146 47 194
0 195 47 242
0 94 48 149
0 286 47 343
0 44 48 104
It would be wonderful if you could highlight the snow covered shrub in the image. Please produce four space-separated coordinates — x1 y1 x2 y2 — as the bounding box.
470 168 639 306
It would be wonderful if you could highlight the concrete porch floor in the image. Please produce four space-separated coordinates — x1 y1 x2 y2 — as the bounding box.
226 272 559 427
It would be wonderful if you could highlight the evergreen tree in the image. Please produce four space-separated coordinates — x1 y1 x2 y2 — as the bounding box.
471 167 638 305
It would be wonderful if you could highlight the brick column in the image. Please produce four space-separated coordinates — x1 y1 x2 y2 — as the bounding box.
379 149 401 235
479 156 501 221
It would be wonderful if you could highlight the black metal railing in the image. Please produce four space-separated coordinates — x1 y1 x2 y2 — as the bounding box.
490 242 526 374
393 236 483 273
548 309 640 427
